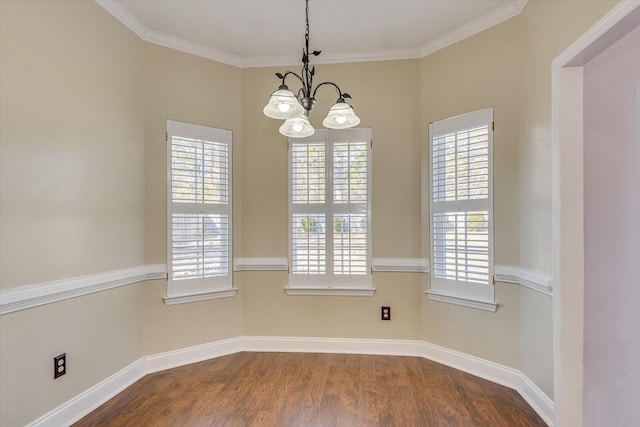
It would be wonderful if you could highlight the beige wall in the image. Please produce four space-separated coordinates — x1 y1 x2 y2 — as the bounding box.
0 0 145 288
0 1 145 425
419 14 523 368
241 60 421 258
0 0 625 425
517 0 618 400
417 0 619 389
519 287 554 396
141 43 245 355
519 0 619 274
0 286 143 427
241 273 423 340
239 60 423 339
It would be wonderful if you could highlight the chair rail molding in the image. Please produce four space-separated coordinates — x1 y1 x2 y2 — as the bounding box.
0 264 167 315
425 291 498 312
234 257 288 271
494 265 553 296
163 288 238 305
371 258 429 273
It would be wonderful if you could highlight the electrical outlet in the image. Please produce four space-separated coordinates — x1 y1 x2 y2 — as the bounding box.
381 306 391 320
54 353 66 379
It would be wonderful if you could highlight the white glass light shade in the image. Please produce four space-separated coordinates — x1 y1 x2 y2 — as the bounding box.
279 115 315 138
263 88 304 120
322 101 360 129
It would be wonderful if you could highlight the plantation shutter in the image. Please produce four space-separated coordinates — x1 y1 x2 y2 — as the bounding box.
429 108 494 302
291 141 326 276
289 129 371 288
333 140 368 275
167 121 232 296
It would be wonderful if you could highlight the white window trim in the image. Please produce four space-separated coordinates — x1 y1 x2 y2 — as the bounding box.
427 108 495 309
287 128 374 296
166 120 235 304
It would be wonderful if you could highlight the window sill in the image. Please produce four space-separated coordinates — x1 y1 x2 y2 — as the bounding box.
425 291 497 312
285 286 375 297
164 288 238 306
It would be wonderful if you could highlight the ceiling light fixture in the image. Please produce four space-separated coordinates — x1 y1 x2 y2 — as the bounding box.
263 0 360 138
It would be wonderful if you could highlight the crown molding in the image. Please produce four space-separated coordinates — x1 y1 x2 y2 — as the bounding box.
145 30 244 68
95 0 148 39
241 47 422 68
96 0 528 68
419 0 528 57
95 0 244 67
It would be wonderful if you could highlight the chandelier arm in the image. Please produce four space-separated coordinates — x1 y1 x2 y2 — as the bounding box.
311 81 344 100
305 65 312 98
280 71 305 89
301 65 309 97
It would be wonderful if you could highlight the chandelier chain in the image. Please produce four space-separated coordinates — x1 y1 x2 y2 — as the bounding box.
305 0 310 57
303 0 311 97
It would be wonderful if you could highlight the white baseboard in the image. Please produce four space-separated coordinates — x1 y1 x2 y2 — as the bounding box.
28 359 146 427
243 336 425 357
517 372 555 426
419 341 554 425
29 336 554 426
420 340 521 387
145 337 243 374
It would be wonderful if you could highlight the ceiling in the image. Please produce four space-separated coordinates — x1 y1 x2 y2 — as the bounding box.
97 0 528 67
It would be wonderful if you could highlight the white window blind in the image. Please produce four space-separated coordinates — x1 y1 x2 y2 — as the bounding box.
167 120 232 297
429 108 494 303
289 129 371 289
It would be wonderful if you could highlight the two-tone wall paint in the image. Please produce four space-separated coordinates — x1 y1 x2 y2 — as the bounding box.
0 0 620 425
0 1 145 425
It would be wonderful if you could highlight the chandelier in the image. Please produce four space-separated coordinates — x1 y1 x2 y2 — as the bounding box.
263 0 360 138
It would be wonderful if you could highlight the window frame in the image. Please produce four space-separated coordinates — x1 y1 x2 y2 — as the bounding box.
427 108 495 308
286 128 373 294
165 120 234 303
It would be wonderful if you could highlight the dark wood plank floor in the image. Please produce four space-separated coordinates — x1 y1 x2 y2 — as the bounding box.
74 352 547 427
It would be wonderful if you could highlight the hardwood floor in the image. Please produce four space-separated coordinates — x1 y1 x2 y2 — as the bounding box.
74 352 546 427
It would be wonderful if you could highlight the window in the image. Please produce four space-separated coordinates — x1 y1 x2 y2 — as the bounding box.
166 120 234 303
427 108 495 310
287 128 372 295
